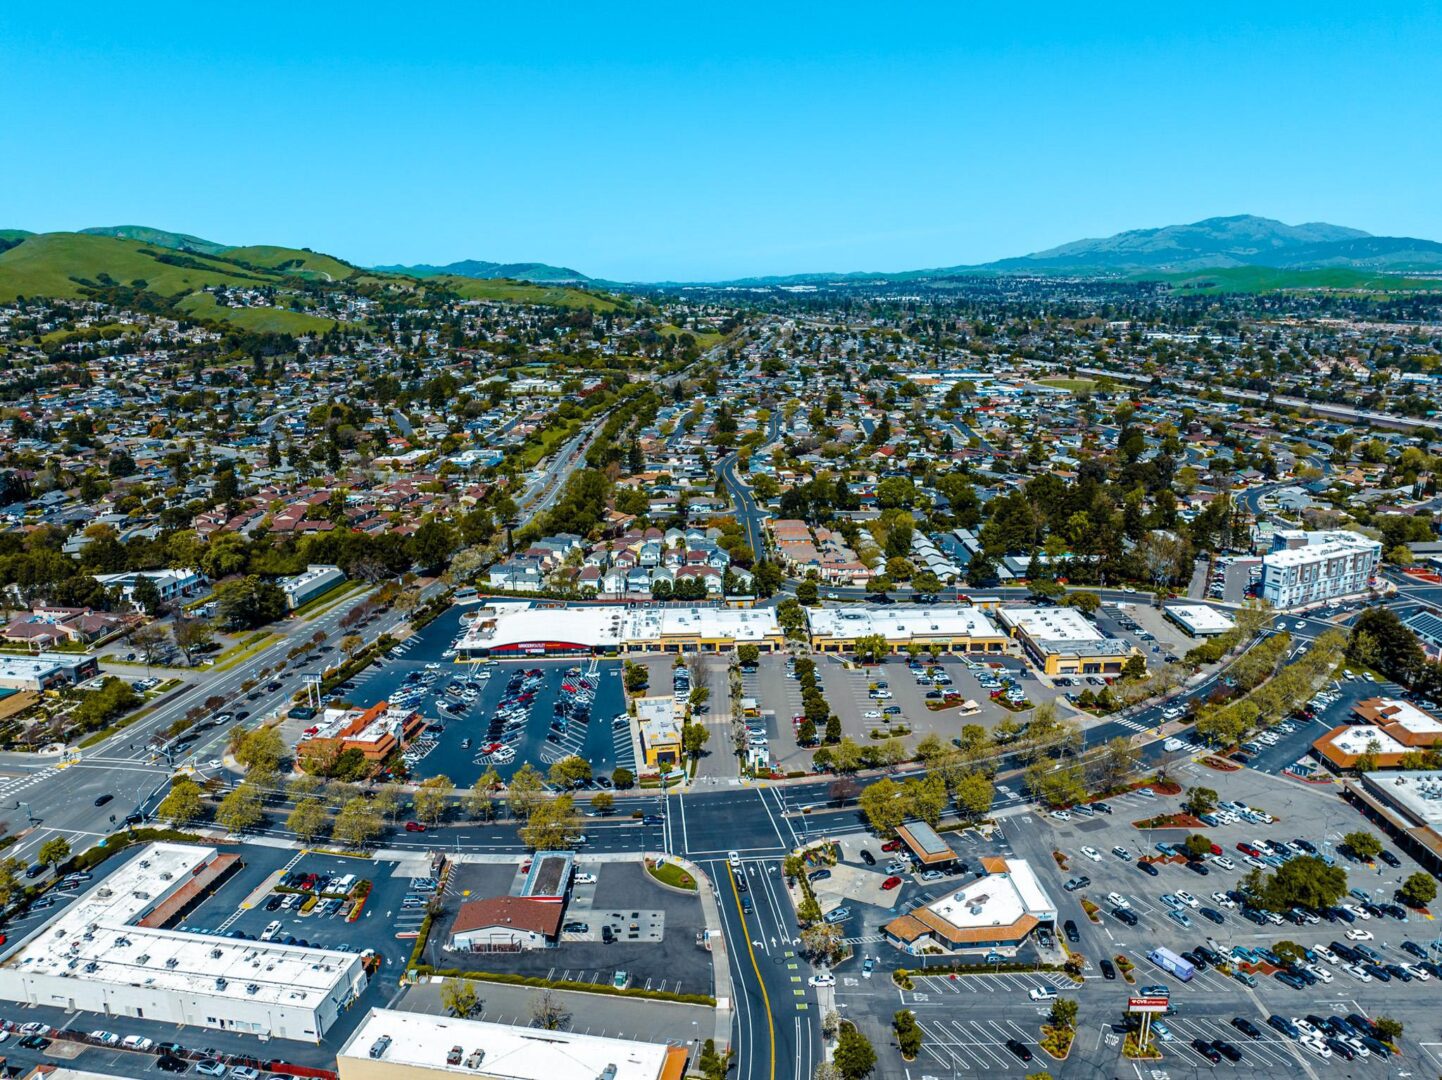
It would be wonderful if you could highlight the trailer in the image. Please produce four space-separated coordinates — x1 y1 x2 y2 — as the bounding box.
1147 946 1195 982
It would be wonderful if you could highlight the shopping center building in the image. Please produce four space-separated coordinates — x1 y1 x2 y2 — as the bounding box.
805 605 1008 655
456 603 782 657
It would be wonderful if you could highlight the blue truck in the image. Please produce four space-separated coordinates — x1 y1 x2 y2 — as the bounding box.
1147 946 1196 982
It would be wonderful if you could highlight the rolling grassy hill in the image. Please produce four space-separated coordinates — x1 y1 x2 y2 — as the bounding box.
429 275 623 311
176 291 337 334
0 232 275 301
223 245 360 283
78 225 230 256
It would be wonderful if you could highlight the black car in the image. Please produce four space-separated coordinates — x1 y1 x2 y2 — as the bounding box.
1063 920 1080 944
1092 802 1111 814
1402 940 1428 960
1274 971 1305 989
1137 861 1159 877
1112 906 1139 927
859 850 876 866
1191 1039 1221 1064
1211 1039 1242 1063
1326 1037 1356 1061
1231 1017 1262 1039
18 1036 50 1050
157 1056 190 1073
157 1042 184 1056
1099 958 1116 979
93 793 113 807
1379 850 1401 868
1005 1039 1032 1063
1199 906 1225 924
1185 859 1210 876
265 896 282 911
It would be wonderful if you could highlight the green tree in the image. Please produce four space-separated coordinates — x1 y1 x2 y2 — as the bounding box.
1374 1016 1403 1044
1183 833 1213 859
853 633 890 664
1342 830 1382 861
893 1010 922 1059
951 770 994 820
591 791 615 815
287 798 331 844
520 795 579 850
833 1027 877 1080
507 764 546 819
414 775 452 824
683 722 710 758
37 836 70 870
441 979 479 1018
1399 871 1438 908
1183 786 1218 816
216 784 264 833
1048 997 1079 1030
548 755 592 787
234 725 286 774
465 768 499 820
157 776 204 825
1255 854 1348 911
611 766 635 790
333 796 383 847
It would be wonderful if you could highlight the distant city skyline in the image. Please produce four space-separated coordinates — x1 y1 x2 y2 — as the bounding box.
2 2 1437 280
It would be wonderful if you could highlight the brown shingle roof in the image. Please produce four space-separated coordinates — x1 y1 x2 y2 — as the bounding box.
450 897 563 938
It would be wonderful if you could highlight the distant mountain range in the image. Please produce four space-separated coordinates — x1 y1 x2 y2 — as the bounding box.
709 215 1442 286
4 216 1441 299
372 259 590 284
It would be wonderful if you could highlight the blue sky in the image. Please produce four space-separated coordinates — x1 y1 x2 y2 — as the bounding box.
2 2 1437 280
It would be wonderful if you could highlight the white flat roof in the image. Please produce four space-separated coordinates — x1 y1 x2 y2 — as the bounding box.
338 1007 674 1080
1164 604 1235 634
459 604 779 650
998 606 1126 652
1368 698 1442 736
926 858 1053 932
806 606 1003 642
4 843 359 1008
1264 531 1379 567
1363 770 1442 829
1326 726 1409 757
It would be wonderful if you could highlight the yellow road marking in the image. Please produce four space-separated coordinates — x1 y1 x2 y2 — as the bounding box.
728 865 776 1080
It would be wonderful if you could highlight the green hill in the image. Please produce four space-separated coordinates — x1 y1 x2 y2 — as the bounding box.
176 291 337 334
79 225 230 256
429 274 622 311
224 245 360 283
0 232 275 301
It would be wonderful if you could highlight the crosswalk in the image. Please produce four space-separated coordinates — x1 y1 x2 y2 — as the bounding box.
1111 714 1204 752
0 767 59 800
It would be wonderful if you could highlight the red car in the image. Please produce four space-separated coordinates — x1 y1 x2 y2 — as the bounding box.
1236 842 1260 857
881 876 902 890
881 840 902 853
404 821 427 833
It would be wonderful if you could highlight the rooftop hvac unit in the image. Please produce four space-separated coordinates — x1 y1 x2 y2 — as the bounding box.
245 983 260 995
166 958 179 969
598 1066 617 1080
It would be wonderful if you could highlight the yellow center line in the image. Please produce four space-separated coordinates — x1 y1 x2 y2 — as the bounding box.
728 865 776 1080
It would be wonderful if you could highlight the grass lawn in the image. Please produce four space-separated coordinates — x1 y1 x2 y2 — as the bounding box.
291 579 366 620
432 275 623 311
209 631 281 673
645 859 697 891
1036 377 1097 392
177 291 337 334
1138 265 1442 295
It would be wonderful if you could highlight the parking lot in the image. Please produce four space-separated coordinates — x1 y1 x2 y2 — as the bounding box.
822 761 1442 1076
425 860 710 997
337 617 630 784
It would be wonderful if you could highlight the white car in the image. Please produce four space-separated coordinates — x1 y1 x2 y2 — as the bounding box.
1080 846 1102 862
1403 962 1431 981
1050 810 1071 821
122 1035 154 1051
1242 854 1266 870
1028 986 1058 1002
1210 891 1234 908
863 710 882 719
1299 1035 1332 1059
1292 1017 1319 1037
1345 928 1374 941
1163 737 1185 751
1343 963 1372 982
1107 892 1130 909
728 851 741 870
1304 964 1333 983
1313 945 1339 964
808 973 836 987
1175 890 1199 908
205 759 223 770
1209 855 1235 870
1342 904 1370 920
1112 846 1132 860
89 1031 119 1045
574 872 597 884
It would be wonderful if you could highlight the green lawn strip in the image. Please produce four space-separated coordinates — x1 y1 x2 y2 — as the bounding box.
646 860 697 890
209 632 282 673
290 579 367 620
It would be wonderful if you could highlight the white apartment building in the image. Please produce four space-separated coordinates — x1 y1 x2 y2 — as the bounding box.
1259 529 1381 609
